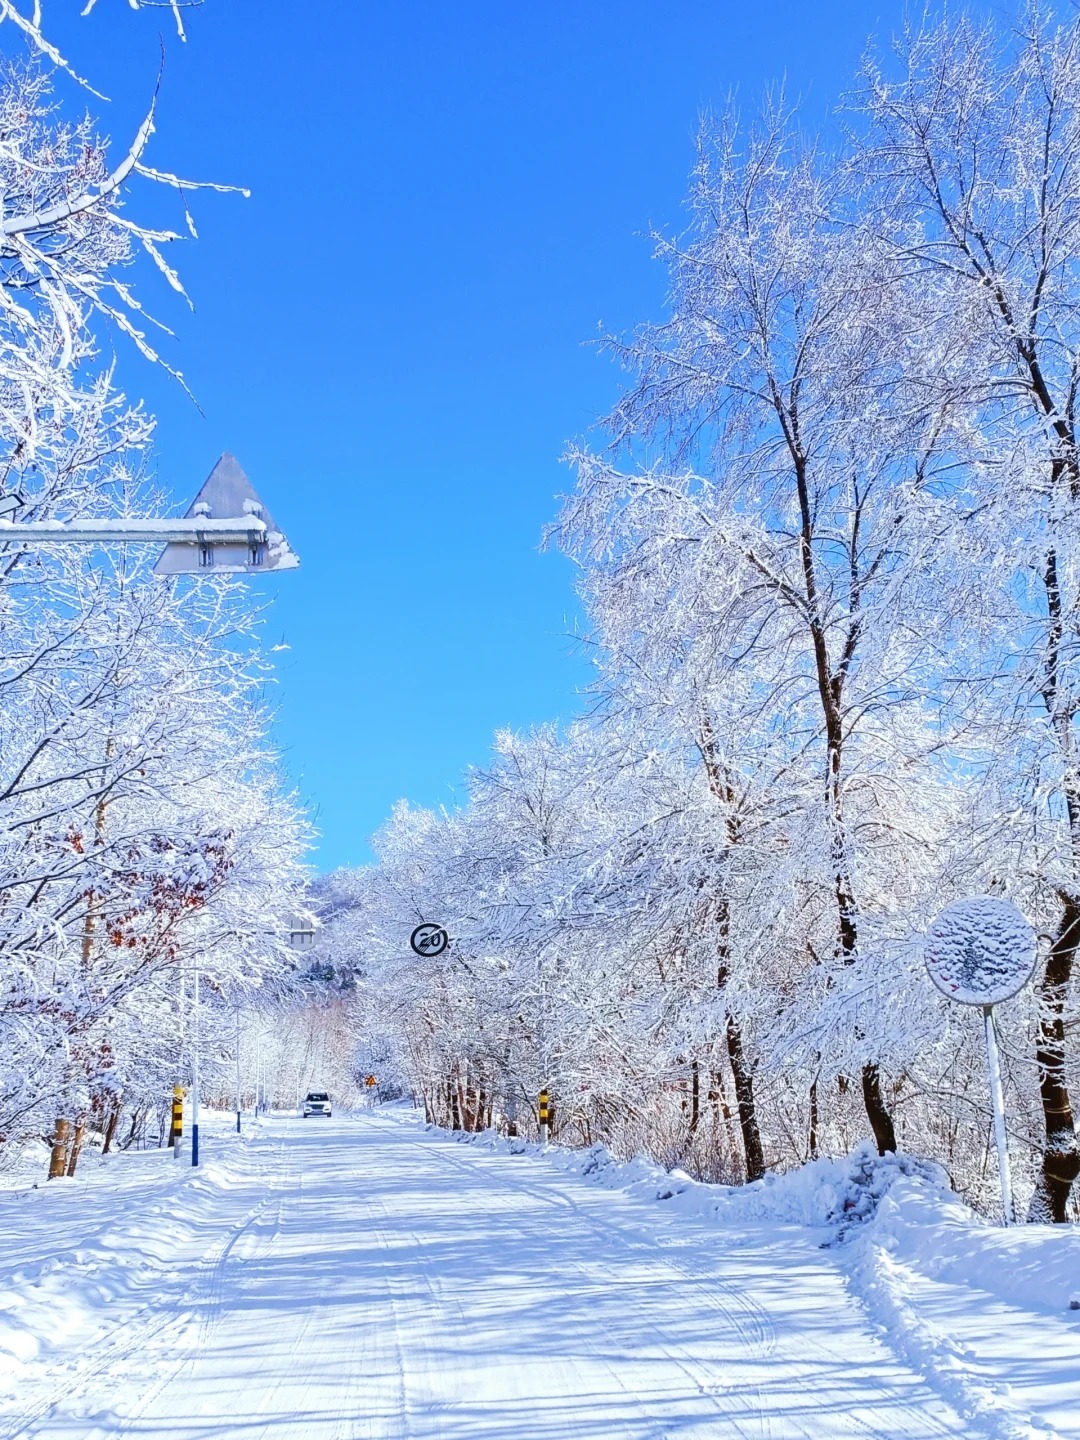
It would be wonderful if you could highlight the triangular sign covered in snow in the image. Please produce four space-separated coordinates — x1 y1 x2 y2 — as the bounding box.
153 453 299 575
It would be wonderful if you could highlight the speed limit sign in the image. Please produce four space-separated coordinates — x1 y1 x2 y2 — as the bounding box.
410 923 449 958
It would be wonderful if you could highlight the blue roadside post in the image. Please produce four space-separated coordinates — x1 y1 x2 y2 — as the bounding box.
191 959 200 1167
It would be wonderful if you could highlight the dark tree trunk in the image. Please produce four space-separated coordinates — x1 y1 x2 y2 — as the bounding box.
726 1016 765 1181
808 1079 819 1160
102 1104 120 1155
711 890 765 1183
861 1064 895 1156
121 1109 140 1150
66 1120 86 1177
788 432 897 1158
1030 894 1080 1222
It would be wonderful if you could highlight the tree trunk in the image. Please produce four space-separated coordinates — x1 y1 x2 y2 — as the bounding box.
121 1108 143 1150
47 1118 71 1179
66 1119 87 1177
1029 894 1080 1221
688 1059 700 1136
808 1079 819 1161
102 1104 120 1155
714 891 765 1182
505 1083 519 1137
725 1016 765 1181
861 1064 895 1156
794 444 897 1157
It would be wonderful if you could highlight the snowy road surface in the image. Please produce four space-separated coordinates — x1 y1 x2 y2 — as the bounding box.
0 1112 1068 1439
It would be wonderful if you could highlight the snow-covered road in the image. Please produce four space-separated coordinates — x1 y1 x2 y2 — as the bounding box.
0 1112 1053 1439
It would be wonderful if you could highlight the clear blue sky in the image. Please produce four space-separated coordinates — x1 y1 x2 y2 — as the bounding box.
47 0 911 871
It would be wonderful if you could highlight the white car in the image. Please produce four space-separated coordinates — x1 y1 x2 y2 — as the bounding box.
302 1090 331 1117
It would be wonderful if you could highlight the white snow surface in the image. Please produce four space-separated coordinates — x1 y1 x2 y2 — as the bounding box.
0 1107 1076 1439
924 896 1038 1005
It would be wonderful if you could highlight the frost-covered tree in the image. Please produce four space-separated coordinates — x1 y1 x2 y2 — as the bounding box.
859 7 1080 1219
0 33 307 1171
557 98 974 1156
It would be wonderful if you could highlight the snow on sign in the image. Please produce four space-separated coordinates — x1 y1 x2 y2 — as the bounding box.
924 896 1037 1007
154 453 299 575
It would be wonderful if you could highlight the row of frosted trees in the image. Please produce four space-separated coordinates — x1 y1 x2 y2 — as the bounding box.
0 7 310 1174
317 10 1080 1225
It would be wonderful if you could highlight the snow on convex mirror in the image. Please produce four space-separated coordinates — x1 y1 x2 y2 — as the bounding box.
924 896 1037 1006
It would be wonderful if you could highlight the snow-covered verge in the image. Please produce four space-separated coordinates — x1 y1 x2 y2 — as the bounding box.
0 1113 275 1409
442 1121 949 1231
440 1119 1080 1440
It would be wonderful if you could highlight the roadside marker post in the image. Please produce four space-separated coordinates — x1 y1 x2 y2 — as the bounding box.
170 1084 184 1152
925 896 1038 1225
538 1088 551 1143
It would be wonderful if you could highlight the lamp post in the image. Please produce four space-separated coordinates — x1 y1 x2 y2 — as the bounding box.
235 1005 243 1135
191 959 201 1168
0 452 298 575
0 454 301 1170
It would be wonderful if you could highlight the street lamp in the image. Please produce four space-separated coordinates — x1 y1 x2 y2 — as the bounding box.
5 453 301 1168
0 452 299 576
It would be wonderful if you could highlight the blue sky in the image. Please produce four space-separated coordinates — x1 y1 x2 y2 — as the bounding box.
47 0 911 870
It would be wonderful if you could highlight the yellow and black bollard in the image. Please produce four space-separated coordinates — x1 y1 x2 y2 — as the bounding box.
538 1087 550 1143
169 1084 184 1151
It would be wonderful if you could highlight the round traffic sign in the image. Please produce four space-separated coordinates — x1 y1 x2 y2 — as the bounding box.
410 923 449 958
925 896 1037 1006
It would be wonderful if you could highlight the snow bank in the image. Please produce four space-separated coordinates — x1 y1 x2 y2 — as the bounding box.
865 1174 1080 1316
438 1120 1080 1440
841 1178 1080 1440
0 1113 266 1392
442 1123 949 1233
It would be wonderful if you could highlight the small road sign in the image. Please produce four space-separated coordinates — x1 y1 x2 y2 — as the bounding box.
925 895 1038 1226
410 923 449 958
925 896 1037 1005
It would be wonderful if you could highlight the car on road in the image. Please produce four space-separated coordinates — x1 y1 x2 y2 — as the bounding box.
302 1090 332 1118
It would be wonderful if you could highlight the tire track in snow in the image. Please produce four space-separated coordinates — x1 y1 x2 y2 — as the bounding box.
3 1134 286 1440
363 1178 683 1440
367 1116 785 1440
382 1116 967 1440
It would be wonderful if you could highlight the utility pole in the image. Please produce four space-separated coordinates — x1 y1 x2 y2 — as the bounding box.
191 960 201 1167
0 455 299 1172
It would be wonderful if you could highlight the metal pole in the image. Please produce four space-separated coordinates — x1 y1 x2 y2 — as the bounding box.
982 1004 1013 1225
0 516 267 544
538 1087 550 1144
175 969 186 1160
235 1006 242 1134
191 961 201 1167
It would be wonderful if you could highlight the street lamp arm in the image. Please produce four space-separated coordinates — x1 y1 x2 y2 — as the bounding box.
0 516 267 545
